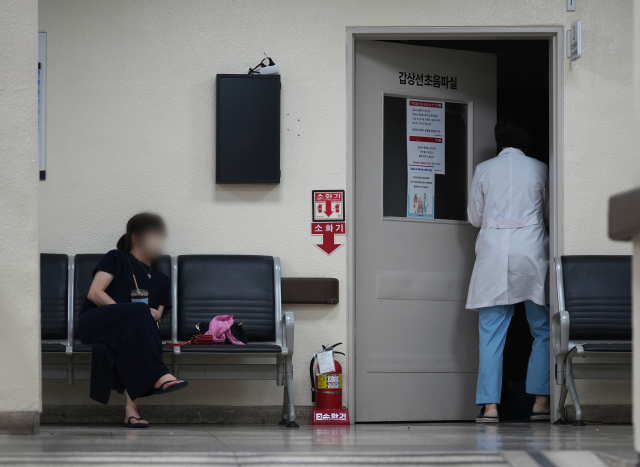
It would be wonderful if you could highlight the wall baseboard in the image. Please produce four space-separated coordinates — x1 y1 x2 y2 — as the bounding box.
42 405 314 425
565 405 631 424
42 404 632 425
0 412 40 434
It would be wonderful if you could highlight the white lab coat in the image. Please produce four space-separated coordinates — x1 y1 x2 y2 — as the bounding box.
466 148 549 310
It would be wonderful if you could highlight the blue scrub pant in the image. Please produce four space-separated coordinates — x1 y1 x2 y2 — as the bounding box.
476 300 550 405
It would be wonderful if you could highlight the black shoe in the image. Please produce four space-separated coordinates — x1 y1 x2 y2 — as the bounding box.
476 406 499 423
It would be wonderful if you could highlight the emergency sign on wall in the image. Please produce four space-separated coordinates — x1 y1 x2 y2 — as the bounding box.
312 190 344 222
311 190 345 255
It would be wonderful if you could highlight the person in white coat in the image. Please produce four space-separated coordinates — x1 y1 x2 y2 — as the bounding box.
467 114 550 423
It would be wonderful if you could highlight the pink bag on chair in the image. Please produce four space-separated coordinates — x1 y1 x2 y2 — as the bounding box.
204 315 246 345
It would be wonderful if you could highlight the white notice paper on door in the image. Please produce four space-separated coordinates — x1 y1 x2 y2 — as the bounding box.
407 166 434 218
406 99 445 137
407 135 445 174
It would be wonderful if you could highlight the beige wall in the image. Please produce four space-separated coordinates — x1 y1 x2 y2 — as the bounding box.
0 0 41 419
39 0 635 409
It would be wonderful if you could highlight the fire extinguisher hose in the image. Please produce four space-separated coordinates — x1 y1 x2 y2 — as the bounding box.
309 354 317 403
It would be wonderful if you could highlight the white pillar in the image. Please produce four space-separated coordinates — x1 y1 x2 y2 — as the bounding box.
0 0 41 434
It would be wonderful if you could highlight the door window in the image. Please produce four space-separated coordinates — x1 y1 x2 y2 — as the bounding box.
383 95 470 222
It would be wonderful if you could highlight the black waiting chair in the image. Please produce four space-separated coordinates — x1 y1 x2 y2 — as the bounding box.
552 255 632 425
71 254 105 354
152 255 173 343
172 255 297 426
40 253 69 352
40 254 72 383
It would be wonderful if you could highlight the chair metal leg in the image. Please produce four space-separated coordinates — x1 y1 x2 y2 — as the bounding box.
66 353 74 386
172 354 179 378
276 355 284 386
564 349 585 426
553 383 568 425
284 355 298 428
278 385 289 426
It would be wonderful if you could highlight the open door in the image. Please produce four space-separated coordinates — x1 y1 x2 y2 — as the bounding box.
354 40 497 421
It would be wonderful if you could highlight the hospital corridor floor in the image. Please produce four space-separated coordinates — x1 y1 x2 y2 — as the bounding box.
0 423 634 466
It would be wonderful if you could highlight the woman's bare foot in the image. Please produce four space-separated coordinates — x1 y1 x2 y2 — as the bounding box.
125 392 148 426
485 403 498 412
125 407 148 425
533 395 550 412
154 373 184 390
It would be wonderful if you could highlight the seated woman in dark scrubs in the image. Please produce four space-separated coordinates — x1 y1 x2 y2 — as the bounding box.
80 212 188 428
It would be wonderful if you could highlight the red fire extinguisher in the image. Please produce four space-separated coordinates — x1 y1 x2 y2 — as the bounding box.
310 343 349 424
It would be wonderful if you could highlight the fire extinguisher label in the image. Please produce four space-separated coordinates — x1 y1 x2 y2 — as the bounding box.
317 374 341 389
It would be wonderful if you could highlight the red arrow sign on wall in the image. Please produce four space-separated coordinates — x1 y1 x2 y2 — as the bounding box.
316 231 341 254
324 200 333 217
311 222 345 256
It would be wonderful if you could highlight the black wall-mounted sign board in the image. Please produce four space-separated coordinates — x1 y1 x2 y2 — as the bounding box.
216 74 280 183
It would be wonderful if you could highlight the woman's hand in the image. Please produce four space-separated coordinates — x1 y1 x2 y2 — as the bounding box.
150 308 160 322
150 306 164 323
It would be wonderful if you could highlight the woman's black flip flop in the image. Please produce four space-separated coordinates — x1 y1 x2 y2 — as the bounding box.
124 416 149 428
154 380 189 395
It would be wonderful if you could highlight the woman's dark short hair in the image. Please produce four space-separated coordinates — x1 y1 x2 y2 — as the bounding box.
117 212 166 252
494 113 533 153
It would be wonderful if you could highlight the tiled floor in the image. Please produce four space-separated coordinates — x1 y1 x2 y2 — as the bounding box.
0 423 634 466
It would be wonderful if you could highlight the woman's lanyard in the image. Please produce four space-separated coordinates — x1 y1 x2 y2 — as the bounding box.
124 253 141 290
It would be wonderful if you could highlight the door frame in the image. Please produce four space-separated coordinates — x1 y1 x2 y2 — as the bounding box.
346 26 565 423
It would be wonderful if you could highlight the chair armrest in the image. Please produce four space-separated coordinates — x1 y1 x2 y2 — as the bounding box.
552 309 570 357
282 311 294 355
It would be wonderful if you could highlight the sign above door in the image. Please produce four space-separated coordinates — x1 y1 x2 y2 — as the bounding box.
398 71 458 89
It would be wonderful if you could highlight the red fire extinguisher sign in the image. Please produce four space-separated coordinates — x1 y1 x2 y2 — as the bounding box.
311 190 346 256
312 190 344 222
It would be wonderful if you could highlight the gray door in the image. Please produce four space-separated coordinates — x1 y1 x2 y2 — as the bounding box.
354 41 497 422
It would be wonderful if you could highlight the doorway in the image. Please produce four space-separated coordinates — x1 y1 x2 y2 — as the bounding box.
347 28 564 423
